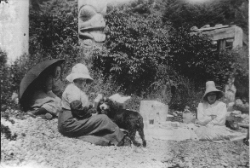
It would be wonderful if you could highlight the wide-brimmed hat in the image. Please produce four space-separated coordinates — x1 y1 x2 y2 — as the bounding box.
202 81 224 101
66 63 93 83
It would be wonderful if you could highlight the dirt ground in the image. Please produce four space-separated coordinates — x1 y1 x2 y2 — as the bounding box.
1 112 249 168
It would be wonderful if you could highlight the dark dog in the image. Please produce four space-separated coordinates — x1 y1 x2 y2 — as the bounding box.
97 98 146 147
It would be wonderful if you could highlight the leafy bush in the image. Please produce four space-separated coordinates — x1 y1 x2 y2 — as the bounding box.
168 27 241 87
228 47 249 99
92 6 169 95
167 27 249 107
29 0 78 57
1 0 248 113
0 50 10 110
147 64 204 110
83 70 142 111
0 51 39 111
29 0 90 78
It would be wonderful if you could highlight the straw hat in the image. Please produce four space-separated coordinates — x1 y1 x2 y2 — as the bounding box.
66 63 93 83
202 81 224 101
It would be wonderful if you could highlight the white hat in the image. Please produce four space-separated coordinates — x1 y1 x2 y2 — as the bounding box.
66 63 93 82
202 81 224 101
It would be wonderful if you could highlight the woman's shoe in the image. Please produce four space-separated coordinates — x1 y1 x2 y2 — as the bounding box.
44 113 53 120
123 136 132 146
38 113 53 120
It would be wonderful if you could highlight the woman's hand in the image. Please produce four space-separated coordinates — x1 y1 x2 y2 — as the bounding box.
70 100 93 119
195 120 208 126
194 120 203 126
86 103 97 114
195 116 216 126
88 103 94 109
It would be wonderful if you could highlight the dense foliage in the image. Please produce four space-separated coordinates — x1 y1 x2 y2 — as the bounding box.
29 0 82 74
29 0 78 55
0 0 248 111
0 50 9 110
92 5 169 95
168 27 236 86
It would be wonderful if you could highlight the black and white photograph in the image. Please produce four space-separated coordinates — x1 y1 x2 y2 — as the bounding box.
0 0 249 167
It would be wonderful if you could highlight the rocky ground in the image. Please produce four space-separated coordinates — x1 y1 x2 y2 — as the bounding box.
1 110 249 168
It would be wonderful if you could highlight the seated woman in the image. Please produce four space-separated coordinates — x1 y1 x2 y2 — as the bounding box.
52 65 65 98
58 63 130 146
195 81 245 140
27 64 63 119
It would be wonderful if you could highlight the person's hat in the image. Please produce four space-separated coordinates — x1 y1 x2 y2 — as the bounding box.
202 81 224 101
66 63 93 83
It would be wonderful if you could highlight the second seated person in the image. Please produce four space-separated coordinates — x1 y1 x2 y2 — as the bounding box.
194 81 245 140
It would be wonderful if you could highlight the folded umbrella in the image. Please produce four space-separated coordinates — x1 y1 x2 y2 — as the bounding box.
19 59 64 110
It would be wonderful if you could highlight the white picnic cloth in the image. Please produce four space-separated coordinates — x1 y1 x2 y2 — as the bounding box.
144 122 199 141
144 122 247 141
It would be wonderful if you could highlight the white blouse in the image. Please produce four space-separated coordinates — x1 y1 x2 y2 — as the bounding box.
61 83 90 110
197 101 227 126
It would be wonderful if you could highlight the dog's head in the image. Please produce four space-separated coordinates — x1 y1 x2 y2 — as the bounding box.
97 97 109 115
97 97 123 115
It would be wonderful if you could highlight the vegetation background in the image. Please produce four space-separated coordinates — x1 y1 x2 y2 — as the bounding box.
0 0 248 112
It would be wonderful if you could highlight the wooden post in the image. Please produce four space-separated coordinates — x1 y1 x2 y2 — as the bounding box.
78 0 107 60
0 0 29 64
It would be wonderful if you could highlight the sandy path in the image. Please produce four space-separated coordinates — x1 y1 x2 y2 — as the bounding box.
1 116 249 168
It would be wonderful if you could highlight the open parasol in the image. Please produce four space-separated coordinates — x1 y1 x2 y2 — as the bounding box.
19 59 64 109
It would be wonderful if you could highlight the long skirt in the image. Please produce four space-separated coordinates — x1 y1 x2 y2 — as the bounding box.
58 109 124 146
30 90 61 116
195 125 247 140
